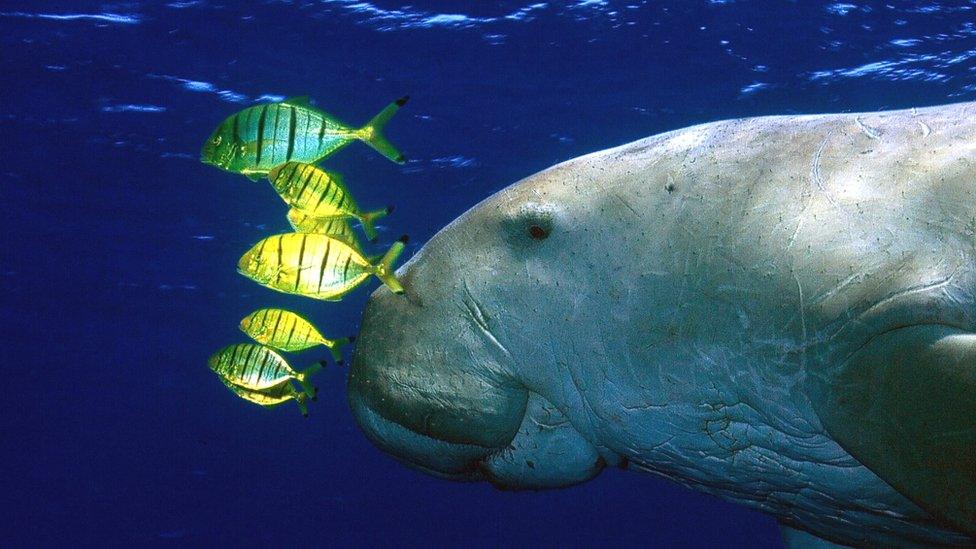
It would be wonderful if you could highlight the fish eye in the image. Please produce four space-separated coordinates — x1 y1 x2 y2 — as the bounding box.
212 136 222 146
528 225 549 240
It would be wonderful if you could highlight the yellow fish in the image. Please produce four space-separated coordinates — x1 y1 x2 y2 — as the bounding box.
201 96 408 180
237 233 407 301
219 377 310 417
240 308 353 364
268 162 391 241
208 343 321 397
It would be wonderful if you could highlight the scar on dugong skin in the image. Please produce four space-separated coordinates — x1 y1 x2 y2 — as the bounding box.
348 102 976 548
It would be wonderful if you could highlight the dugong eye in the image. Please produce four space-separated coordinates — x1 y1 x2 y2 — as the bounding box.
528 225 549 240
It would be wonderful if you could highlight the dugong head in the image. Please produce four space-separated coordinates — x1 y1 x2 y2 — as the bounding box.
348 159 609 488
348 105 976 544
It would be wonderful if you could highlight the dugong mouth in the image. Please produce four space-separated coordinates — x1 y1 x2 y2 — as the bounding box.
346 271 529 480
347 388 494 480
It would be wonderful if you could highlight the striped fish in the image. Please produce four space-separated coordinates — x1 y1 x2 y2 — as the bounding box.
219 377 309 417
286 208 360 248
201 96 408 180
237 233 407 301
268 161 391 241
208 343 321 397
240 308 353 364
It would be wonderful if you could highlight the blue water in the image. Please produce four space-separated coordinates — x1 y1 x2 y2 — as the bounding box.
5 1 976 546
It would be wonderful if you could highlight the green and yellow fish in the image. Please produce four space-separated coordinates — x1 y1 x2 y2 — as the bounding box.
237 233 407 301
201 96 408 179
286 208 360 249
268 161 391 241
240 308 353 364
219 377 310 417
208 343 321 397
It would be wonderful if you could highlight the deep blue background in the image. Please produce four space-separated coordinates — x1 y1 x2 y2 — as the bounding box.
4 1 976 546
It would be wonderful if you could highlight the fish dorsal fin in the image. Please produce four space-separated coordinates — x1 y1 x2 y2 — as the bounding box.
282 96 312 107
281 97 332 118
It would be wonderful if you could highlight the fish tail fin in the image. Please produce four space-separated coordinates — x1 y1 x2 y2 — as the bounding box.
295 361 323 398
357 96 408 164
322 336 354 366
295 392 310 417
372 235 408 295
358 206 393 242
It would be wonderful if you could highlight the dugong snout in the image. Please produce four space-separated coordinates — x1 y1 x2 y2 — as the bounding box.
347 212 609 489
347 273 530 479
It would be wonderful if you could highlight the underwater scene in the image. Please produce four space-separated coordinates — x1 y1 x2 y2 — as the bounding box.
5 1 976 546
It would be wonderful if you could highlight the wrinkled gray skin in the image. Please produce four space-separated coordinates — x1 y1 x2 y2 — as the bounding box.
349 102 976 547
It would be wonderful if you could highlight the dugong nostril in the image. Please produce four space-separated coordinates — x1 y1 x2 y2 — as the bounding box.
504 201 559 244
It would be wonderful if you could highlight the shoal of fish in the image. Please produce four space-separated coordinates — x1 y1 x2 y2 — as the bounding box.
200 95 410 416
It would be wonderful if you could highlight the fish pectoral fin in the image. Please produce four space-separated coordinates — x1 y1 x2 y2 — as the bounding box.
274 264 315 278
241 139 288 154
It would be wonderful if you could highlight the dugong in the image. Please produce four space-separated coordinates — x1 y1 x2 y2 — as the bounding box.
348 102 976 547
